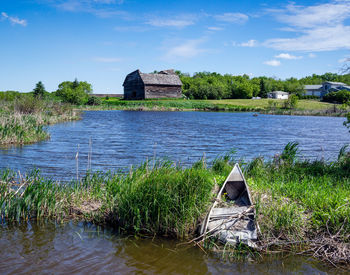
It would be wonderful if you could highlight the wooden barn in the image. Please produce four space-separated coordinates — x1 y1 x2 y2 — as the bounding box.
123 69 182 100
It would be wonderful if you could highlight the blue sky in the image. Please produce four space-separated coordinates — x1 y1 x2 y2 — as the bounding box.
1 0 350 93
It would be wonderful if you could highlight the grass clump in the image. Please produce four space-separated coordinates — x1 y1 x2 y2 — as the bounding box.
245 144 350 265
0 95 80 145
0 161 216 238
114 162 214 237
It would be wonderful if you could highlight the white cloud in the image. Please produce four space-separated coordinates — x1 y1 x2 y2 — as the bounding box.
93 57 122 63
240 39 257 47
265 25 350 52
207 26 223 31
114 26 147 32
163 39 206 60
308 53 316 58
263 60 281 66
93 0 116 3
52 0 128 18
146 18 194 28
1 12 27 26
271 2 350 29
274 53 302 60
338 57 350 63
214 13 248 24
264 1 350 52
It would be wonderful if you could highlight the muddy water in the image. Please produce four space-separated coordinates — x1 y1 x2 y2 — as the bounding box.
0 222 337 274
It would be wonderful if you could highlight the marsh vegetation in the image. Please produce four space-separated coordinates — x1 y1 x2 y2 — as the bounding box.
1 144 349 266
0 92 79 145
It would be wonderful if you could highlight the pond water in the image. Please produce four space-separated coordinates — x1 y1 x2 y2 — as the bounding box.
0 111 349 180
1 111 349 274
0 221 337 275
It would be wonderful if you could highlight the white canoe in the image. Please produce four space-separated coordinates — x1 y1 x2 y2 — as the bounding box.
200 163 258 248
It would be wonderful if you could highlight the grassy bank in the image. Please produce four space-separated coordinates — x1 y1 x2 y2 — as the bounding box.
0 96 80 145
1 144 349 266
89 98 349 116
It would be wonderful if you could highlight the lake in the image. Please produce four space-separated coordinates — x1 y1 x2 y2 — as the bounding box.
0 111 349 180
1 110 349 274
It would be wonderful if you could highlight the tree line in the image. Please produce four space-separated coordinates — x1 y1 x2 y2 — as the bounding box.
176 71 350 100
1 72 350 104
0 79 101 105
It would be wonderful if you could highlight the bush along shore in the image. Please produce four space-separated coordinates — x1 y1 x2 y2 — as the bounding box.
0 143 349 267
0 95 80 145
86 98 350 117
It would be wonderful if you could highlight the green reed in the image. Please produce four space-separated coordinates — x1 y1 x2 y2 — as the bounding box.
0 96 80 145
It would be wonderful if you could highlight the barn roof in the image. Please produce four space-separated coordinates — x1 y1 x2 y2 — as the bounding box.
123 69 182 86
140 70 182 86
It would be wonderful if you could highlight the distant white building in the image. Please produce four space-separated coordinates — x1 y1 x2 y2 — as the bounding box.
267 91 289 99
304 81 350 98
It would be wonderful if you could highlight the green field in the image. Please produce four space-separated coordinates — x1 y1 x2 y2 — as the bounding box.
97 97 344 115
210 99 333 110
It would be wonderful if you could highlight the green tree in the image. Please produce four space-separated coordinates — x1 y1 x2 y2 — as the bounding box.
323 90 350 104
259 78 267 98
55 79 92 105
283 94 298 109
33 81 46 98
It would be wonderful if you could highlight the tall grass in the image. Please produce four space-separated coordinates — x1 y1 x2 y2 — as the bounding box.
0 95 80 145
246 148 350 241
0 161 216 238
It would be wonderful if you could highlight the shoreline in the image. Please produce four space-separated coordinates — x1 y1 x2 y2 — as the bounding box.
0 99 81 146
1 97 348 146
79 104 348 117
80 98 349 117
1 148 349 268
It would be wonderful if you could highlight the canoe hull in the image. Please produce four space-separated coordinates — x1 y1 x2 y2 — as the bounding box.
200 164 258 248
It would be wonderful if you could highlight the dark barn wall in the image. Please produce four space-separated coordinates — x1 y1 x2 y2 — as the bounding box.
145 85 182 99
123 71 145 100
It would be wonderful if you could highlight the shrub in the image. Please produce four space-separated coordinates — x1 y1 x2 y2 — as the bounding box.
55 79 92 105
323 90 350 104
283 94 298 109
0 91 21 101
87 96 102 106
14 95 44 114
299 95 319 100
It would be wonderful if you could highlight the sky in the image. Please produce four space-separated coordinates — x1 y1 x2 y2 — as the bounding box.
1 0 350 94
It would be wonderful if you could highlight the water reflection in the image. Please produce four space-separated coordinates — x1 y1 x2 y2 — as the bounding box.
0 222 336 274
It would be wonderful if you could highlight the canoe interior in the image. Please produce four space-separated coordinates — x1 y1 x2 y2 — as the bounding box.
222 180 250 206
201 164 258 247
